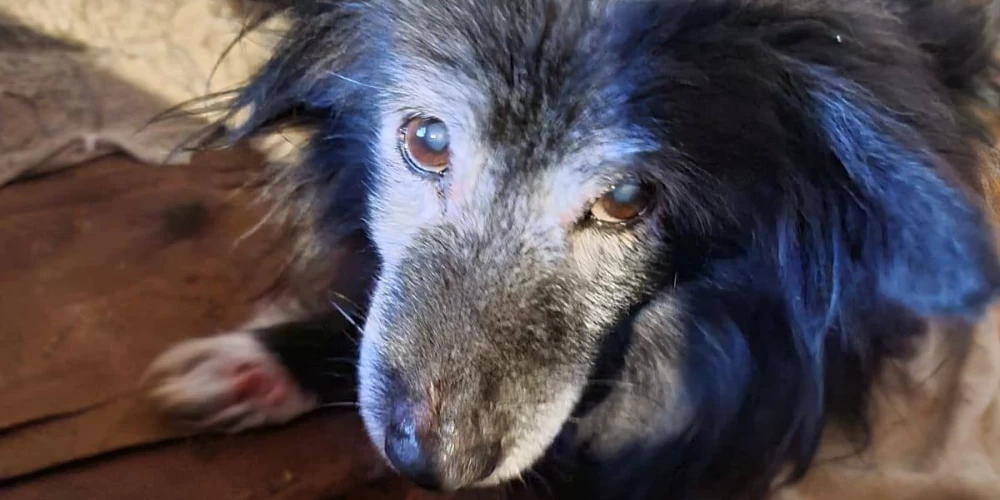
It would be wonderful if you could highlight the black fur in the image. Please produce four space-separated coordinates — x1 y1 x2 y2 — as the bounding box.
215 1 1000 498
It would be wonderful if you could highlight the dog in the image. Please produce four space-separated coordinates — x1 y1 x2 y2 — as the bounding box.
144 0 1000 498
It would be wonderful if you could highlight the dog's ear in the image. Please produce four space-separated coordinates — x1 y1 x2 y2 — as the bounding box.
899 0 1000 105
225 0 342 29
215 0 377 249
799 65 1000 319
222 0 374 141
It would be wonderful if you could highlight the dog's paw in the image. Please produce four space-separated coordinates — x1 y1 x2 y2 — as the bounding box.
144 332 318 433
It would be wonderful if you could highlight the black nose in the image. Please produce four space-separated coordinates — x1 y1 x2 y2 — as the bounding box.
384 402 500 491
384 412 441 490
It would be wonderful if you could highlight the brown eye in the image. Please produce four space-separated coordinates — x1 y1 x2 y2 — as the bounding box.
400 116 450 174
590 180 651 224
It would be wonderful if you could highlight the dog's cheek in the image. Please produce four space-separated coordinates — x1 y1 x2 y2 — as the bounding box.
365 115 444 267
579 360 693 460
576 294 694 458
487 381 589 484
569 228 667 331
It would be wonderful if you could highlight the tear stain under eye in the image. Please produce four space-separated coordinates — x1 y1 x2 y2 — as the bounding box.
436 177 447 200
436 176 449 211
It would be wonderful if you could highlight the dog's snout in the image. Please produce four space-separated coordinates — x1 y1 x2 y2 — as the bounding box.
383 398 501 491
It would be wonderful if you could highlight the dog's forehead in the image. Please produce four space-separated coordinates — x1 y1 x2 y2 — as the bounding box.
377 0 636 146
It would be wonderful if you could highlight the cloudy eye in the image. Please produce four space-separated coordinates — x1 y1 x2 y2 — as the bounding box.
399 116 450 174
589 180 651 224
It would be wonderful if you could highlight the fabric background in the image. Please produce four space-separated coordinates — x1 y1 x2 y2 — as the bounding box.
0 0 277 186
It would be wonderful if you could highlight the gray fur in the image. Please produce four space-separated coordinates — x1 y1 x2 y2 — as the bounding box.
351 1 687 486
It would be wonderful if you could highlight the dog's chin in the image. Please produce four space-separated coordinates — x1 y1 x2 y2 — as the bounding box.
474 437 558 488
474 390 584 488
473 445 552 488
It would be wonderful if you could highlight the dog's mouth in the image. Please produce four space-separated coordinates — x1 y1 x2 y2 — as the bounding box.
357 354 587 492
358 387 584 492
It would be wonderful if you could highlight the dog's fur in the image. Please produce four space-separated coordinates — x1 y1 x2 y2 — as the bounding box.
146 0 1000 498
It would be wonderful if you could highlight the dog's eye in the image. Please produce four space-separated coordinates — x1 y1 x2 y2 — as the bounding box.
400 116 450 174
590 180 650 224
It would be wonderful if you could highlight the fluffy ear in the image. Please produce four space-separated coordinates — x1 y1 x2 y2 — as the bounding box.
223 1 375 140
216 0 379 252
899 0 1000 104
805 66 1000 319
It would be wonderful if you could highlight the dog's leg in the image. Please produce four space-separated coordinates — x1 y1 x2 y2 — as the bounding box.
144 305 360 433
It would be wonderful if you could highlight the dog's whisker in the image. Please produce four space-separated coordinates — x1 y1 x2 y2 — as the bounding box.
526 469 555 499
325 70 386 91
329 298 363 332
317 401 359 409
324 356 358 365
328 290 365 315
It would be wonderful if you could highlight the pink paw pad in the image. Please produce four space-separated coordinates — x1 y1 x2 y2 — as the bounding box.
228 363 292 407
145 333 319 433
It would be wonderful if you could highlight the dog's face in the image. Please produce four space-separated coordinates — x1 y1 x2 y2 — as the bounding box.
236 0 1000 494
356 1 698 489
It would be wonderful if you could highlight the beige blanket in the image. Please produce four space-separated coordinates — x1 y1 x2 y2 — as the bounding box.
0 0 274 187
